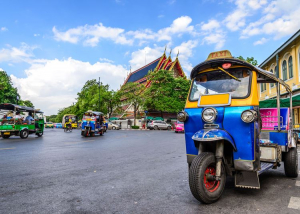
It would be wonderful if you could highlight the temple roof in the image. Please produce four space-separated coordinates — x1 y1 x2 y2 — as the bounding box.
123 51 185 85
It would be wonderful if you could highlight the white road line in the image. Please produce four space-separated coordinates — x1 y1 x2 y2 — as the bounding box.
288 197 300 210
0 147 15 150
296 181 300 187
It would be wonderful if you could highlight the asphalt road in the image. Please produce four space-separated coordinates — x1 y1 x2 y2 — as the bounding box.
0 129 300 214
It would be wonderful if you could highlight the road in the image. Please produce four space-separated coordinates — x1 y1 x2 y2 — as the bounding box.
0 129 300 214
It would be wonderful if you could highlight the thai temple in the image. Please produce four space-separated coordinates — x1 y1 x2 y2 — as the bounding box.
117 49 186 119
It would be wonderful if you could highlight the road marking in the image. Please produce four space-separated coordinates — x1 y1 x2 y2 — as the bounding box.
296 181 300 187
288 197 300 210
0 147 15 150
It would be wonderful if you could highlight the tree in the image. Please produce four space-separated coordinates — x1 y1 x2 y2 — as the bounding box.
237 56 258 66
20 100 34 108
118 82 144 126
143 69 190 114
0 70 19 104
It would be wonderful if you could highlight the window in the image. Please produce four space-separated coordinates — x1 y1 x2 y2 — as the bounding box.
261 83 266 92
282 60 287 81
288 56 293 79
275 66 279 78
189 68 252 100
270 69 274 87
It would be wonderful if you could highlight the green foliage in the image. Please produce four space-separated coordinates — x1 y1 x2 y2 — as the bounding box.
0 70 35 107
118 82 144 126
143 69 190 113
237 56 258 66
131 125 140 129
46 115 57 122
0 70 19 104
55 79 121 122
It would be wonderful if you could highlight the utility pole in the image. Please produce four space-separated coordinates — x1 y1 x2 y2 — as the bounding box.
99 77 101 112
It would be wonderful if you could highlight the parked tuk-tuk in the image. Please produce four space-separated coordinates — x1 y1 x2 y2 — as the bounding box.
0 103 44 139
81 110 105 137
178 50 298 204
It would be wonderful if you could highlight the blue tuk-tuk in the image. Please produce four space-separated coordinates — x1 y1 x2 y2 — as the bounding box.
178 50 298 204
81 110 105 137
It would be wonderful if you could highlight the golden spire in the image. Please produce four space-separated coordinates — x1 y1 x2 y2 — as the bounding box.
169 48 172 58
176 50 179 58
164 45 167 55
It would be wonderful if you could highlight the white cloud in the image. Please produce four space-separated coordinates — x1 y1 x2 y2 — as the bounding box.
200 19 220 31
129 46 164 71
99 58 114 63
173 40 198 73
54 16 196 46
0 68 4 71
1 27 8 31
53 23 133 47
200 20 226 49
224 0 267 32
254 37 268 45
0 43 35 63
11 58 128 115
34 34 40 37
240 0 300 39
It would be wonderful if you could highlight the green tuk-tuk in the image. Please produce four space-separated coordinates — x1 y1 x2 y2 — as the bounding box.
0 103 44 139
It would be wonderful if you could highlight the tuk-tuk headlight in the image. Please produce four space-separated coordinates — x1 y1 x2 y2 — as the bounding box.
202 108 217 123
241 110 257 123
177 111 188 122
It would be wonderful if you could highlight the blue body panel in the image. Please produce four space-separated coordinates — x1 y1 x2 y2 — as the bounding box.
223 106 254 161
81 120 95 131
184 106 255 161
270 132 288 146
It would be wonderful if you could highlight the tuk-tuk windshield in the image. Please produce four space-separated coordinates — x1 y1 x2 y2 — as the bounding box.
190 68 251 101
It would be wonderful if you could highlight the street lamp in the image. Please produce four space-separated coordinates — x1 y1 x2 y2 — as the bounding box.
16 95 20 105
98 77 101 112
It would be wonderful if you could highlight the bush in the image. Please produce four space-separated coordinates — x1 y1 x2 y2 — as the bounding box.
131 126 140 129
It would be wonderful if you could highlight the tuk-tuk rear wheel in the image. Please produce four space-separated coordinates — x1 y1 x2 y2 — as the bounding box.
284 148 298 178
20 130 29 139
189 152 226 204
2 134 10 139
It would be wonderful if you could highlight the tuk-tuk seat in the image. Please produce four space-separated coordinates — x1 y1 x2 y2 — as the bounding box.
260 108 289 130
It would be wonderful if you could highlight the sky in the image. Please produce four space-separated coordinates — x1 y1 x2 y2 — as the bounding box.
0 0 300 115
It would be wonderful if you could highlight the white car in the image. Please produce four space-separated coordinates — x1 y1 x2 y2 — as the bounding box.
147 121 172 130
108 122 120 130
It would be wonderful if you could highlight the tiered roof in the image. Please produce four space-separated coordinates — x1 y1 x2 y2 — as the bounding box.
123 51 185 85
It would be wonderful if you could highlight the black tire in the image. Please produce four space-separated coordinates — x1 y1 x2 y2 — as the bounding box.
90 132 95 137
189 152 226 204
2 134 10 139
175 131 178 133
37 132 43 137
167 126 171 130
284 148 298 178
154 126 158 130
112 126 116 130
20 129 29 139
83 129 89 137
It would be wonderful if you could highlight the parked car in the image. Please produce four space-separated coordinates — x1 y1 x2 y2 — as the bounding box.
147 120 172 130
175 121 184 133
108 122 120 130
55 123 63 128
45 122 54 128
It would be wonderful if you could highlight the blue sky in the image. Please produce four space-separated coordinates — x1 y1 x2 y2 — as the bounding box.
0 0 299 114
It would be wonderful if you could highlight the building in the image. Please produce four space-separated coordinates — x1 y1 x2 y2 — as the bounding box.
259 29 300 125
119 50 185 119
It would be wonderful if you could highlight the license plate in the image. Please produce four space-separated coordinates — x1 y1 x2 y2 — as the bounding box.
4 132 10 135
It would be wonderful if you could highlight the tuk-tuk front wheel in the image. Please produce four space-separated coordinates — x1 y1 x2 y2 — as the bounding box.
189 152 226 204
284 148 298 178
